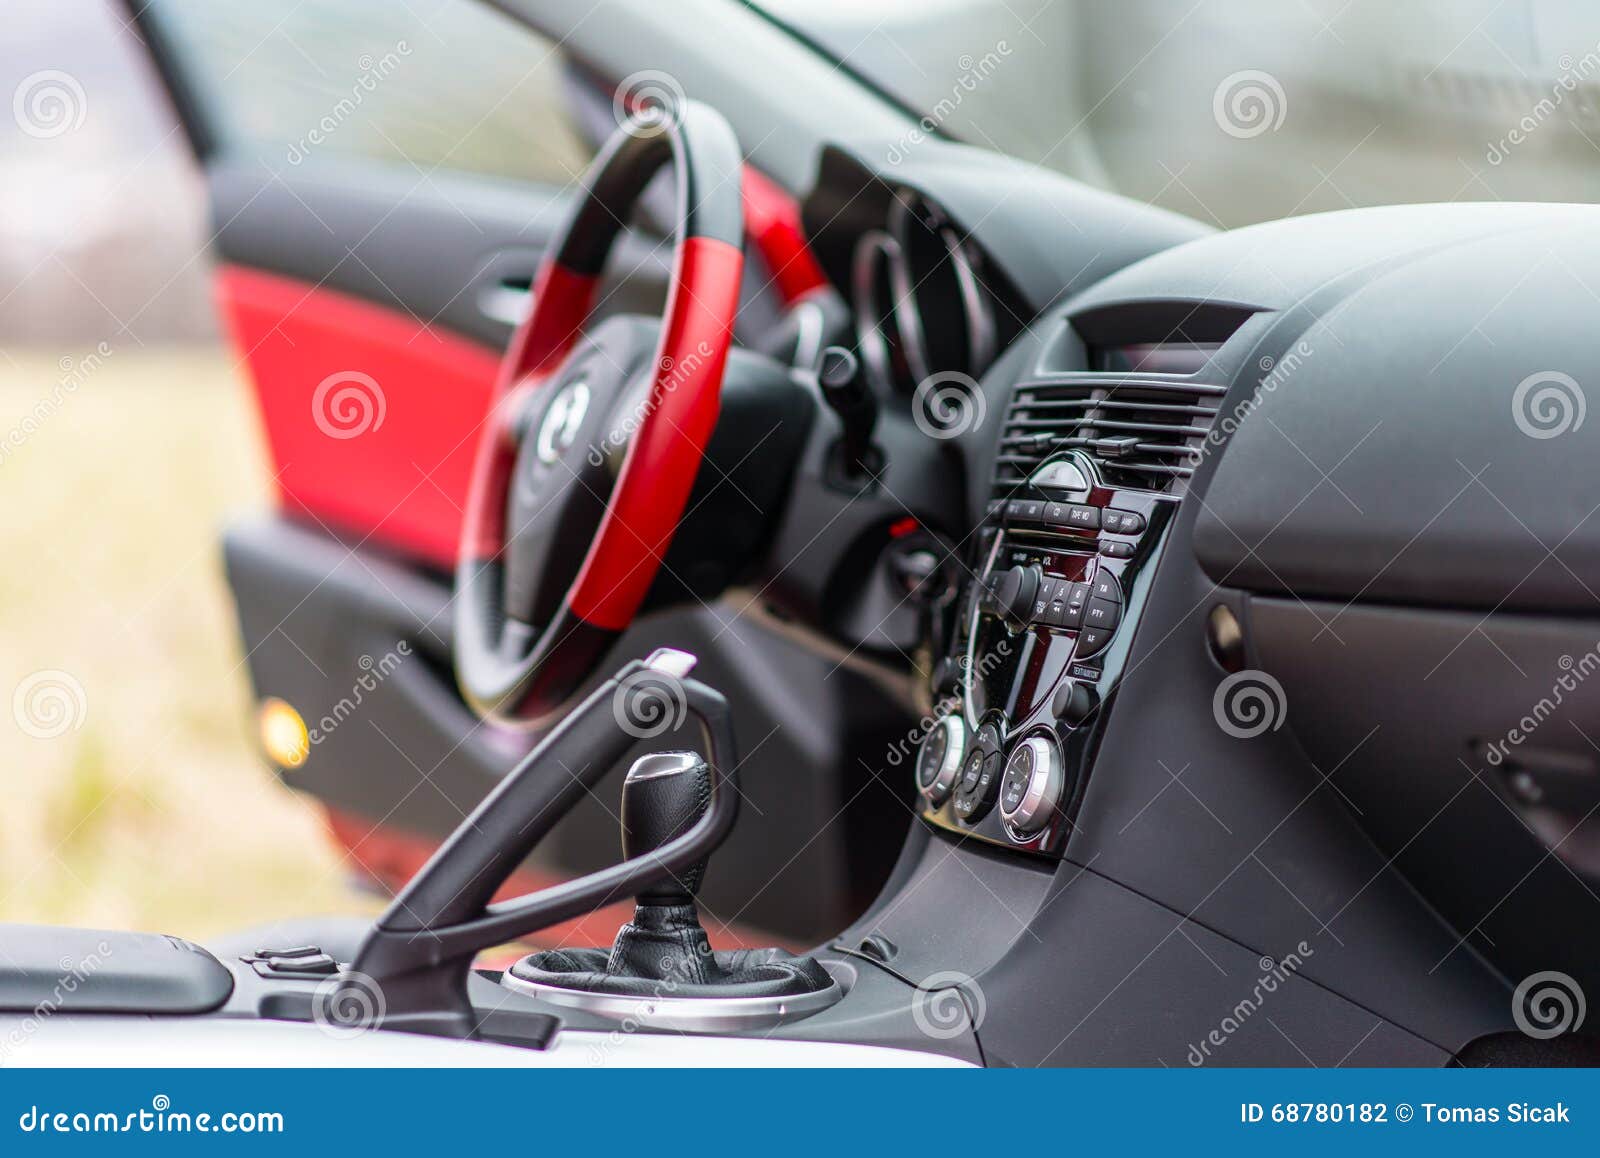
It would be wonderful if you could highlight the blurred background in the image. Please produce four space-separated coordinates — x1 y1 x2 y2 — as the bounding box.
5 0 1600 942
0 1 364 938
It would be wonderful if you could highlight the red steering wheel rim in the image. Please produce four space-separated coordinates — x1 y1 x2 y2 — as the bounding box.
455 102 745 724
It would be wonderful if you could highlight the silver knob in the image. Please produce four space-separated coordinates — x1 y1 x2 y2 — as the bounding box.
916 714 968 805
998 734 1063 835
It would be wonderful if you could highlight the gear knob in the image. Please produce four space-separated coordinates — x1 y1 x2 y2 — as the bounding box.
620 751 713 906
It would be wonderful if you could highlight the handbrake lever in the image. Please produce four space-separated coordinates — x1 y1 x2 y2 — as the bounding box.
338 647 739 1038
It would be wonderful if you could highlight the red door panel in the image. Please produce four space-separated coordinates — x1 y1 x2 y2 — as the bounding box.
217 265 501 570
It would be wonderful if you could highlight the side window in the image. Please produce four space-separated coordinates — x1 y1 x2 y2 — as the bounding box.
146 0 594 186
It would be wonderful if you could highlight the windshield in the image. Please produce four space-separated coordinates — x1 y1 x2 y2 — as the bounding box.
757 0 1600 228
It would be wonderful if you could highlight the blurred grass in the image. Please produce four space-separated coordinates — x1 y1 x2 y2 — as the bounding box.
0 346 375 940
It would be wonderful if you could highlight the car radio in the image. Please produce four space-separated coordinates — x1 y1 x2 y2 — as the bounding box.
915 452 1176 856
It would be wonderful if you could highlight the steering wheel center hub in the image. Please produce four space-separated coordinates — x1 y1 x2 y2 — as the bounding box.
534 377 590 465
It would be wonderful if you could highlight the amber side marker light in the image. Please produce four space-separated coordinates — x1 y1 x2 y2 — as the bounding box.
258 697 310 769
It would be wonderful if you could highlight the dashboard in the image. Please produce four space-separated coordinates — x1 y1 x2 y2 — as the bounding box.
800 141 1600 1050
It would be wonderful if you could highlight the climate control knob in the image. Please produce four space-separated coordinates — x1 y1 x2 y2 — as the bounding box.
915 714 968 805
998 734 1065 836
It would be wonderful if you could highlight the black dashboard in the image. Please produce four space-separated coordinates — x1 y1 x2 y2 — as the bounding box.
800 143 1600 1062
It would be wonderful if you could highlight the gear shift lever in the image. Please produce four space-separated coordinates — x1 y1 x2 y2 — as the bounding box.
503 750 842 1030
604 751 721 984
620 751 712 907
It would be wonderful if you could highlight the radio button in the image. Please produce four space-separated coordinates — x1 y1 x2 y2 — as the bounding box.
953 723 1005 822
1051 680 1098 726
1064 504 1101 531
1076 625 1113 657
1060 582 1090 628
1030 459 1091 494
1000 752 1033 815
1084 596 1121 630
1031 576 1063 621
1009 499 1045 523
1103 509 1145 534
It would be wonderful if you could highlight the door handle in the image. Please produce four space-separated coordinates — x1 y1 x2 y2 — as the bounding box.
478 274 534 326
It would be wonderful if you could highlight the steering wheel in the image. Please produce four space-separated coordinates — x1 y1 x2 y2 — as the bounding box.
455 102 745 724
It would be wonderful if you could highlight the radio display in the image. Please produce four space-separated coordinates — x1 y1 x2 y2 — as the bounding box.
1091 341 1220 376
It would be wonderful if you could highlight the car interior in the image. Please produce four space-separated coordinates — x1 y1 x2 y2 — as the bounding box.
3 0 1599 1067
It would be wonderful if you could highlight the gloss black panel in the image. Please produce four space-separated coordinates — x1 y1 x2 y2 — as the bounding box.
919 475 1176 856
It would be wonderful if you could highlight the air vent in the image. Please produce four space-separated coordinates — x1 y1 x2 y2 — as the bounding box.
993 375 1228 495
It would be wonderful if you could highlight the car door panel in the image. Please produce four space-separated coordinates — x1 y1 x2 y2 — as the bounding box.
218 263 499 568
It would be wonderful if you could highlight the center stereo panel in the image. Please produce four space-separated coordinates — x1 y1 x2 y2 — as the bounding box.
916 454 1175 856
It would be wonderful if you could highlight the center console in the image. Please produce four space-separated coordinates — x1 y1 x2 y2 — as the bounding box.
917 456 1175 854
914 330 1230 857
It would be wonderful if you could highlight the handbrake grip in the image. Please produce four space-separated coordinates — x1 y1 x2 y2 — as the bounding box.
341 648 739 1037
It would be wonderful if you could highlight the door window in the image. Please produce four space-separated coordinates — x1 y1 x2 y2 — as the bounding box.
145 0 594 185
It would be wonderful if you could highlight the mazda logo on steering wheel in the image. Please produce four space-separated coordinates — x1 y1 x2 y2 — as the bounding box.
535 378 591 465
